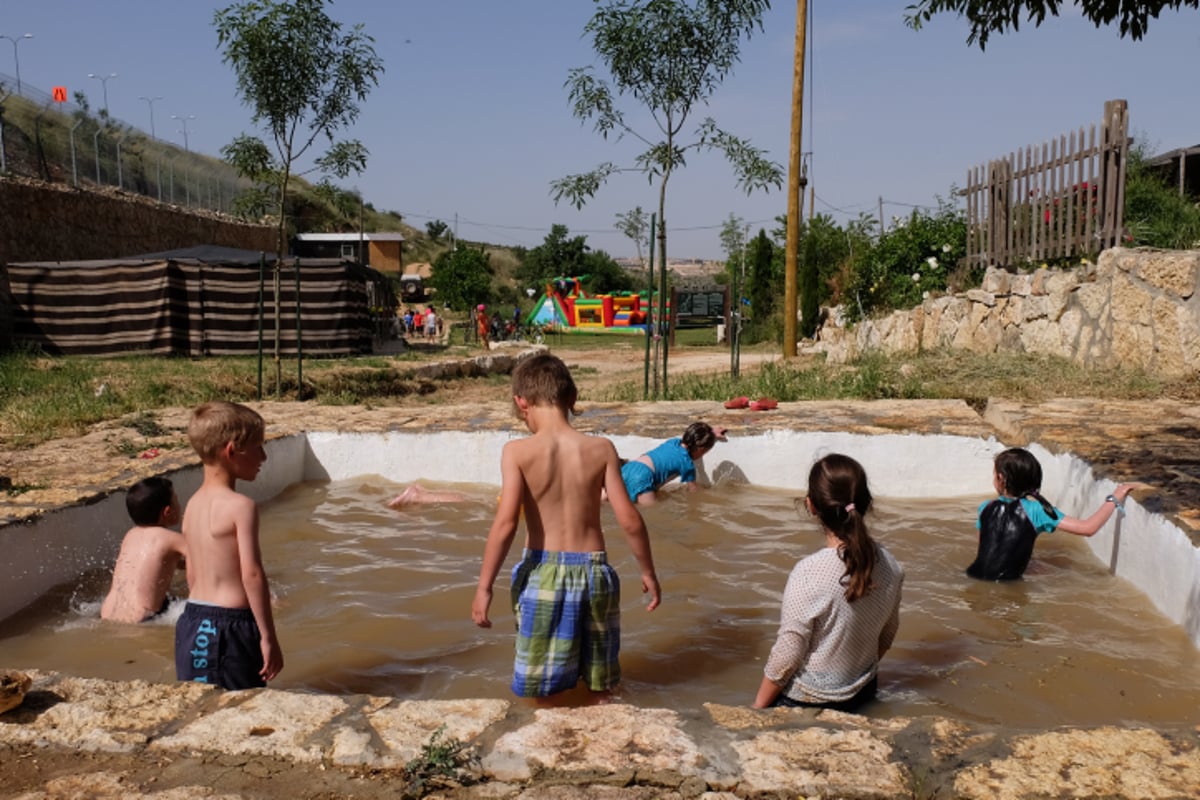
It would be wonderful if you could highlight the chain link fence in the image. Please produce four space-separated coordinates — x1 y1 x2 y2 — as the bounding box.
0 73 253 214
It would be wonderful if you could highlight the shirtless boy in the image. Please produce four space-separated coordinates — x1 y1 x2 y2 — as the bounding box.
472 353 661 702
175 401 282 689
100 476 186 623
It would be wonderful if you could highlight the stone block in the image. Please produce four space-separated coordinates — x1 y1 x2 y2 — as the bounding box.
999 296 1023 327
1044 269 1080 295
982 268 1010 294
1075 281 1110 321
1030 267 1049 295
1021 294 1051 322
732 727 907 798
965 289 996 307
152 689 348 763
1110 273 1153 323
1018 318 1062 355
1110 321 1154 369
953 728 1200 800
1134 251 1199 299
0 673 213 753
970 315 1003 354
339 698 510 769
483 705 710 784
1151 296 1185 376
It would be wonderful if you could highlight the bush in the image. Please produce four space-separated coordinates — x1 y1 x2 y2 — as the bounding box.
1124 146 1200 250
846 199 968 322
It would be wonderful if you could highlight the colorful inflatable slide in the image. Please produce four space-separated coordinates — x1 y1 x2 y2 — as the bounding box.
525 277 666 334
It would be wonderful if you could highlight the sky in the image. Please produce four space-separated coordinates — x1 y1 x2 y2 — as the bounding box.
2 1 1198 260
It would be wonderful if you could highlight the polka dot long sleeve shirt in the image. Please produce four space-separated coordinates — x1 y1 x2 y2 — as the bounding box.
764 544 904 704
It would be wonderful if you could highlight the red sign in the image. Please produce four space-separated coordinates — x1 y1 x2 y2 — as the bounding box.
52 86 67 103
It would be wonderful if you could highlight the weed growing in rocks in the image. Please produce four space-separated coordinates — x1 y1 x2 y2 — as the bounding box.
402 725 474 798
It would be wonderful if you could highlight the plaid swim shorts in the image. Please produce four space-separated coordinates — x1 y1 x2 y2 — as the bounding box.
509 549 621 697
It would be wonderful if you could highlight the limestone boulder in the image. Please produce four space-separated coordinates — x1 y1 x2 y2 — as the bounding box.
954 727 1200 800
1110 272 1154 323
982 267 1011 294
0 669 31 714
1134 250 1199 299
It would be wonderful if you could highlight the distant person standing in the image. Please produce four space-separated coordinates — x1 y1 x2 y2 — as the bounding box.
475 304 490 348
425 305 438 339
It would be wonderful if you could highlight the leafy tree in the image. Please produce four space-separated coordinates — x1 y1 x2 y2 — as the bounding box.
719 212 748 284
426 219 449 242
744 229 780 342
430 246 493 311
905 0 1199 49
516 224 590 289
582 249 637 294
214 0 383 393
615 206 651 266
551 0 783 284
311 181 362 228
215 0 382 257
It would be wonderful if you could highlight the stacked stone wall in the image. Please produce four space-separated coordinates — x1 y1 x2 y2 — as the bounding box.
814 248 1200 377
0 177 275 268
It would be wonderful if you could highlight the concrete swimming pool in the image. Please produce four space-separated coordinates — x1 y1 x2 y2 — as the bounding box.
3 402 1199 724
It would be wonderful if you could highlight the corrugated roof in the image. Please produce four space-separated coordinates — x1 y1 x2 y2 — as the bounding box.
293 232 405 242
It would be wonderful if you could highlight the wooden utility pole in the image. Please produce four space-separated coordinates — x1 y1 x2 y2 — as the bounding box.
783 0 807 358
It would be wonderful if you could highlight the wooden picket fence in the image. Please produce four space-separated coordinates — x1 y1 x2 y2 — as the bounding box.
963 99 1128 270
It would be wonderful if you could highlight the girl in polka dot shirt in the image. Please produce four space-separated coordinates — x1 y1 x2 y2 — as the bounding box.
753 453 904 711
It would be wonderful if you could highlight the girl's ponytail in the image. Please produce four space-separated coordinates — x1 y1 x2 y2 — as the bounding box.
807 454 877 602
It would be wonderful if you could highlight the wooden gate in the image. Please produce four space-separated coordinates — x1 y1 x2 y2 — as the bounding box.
964 99 1128 270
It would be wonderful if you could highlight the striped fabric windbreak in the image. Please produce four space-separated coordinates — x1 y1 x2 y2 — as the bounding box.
5 254 380 357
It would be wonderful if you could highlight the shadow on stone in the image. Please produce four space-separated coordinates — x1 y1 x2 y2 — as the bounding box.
0 689 64 723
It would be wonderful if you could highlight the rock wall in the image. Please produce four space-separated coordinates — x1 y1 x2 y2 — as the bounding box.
0 177 275 350
0 176 274 268
813 248 1200 377
3 670 1200 799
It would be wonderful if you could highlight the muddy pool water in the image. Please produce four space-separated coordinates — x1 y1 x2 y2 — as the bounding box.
3 478 1197 728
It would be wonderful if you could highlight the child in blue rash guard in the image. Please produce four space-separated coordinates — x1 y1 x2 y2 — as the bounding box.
619 422 727 505
968 447 1137 581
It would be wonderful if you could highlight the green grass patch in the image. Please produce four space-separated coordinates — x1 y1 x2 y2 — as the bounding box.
595 349 1187 405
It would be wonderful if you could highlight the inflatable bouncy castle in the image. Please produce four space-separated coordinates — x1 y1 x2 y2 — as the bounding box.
525 277 663 333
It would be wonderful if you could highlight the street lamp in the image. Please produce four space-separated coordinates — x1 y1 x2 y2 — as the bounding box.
88 72 117 116
138 95 163 139
172 114 195 152
0 33 32 95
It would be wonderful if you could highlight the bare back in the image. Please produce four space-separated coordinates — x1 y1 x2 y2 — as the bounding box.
100 526 186 623
182 481 260 609
507 422 615 552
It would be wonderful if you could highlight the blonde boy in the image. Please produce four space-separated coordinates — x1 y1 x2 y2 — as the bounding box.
472 353 660 701
101 476 186 623
175 401 282 689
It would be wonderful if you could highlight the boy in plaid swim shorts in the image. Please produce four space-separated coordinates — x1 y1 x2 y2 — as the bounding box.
472 353 661 702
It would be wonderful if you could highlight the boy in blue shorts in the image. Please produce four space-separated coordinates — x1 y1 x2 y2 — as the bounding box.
175 401 282 690
472 353 661 703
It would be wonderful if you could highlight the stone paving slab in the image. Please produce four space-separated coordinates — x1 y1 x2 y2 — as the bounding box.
2 670 1199 799
984 398 1200 531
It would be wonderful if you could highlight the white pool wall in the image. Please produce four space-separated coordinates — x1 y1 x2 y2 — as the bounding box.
0 436 306 624
3 430 1198 648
